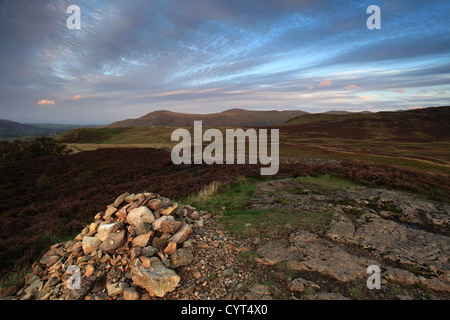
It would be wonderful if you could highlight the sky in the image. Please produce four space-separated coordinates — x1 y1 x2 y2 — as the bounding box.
0 0 449 124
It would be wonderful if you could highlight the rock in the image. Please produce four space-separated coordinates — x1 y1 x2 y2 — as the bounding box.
125 194 136 203
132 231 153 247
163 242 177 255
170 248 193 268
104 205 118 220
419 276 450 292
248 283 270 296
135 222 153 236
288 278 321 292
67 279 94 300
325 214 355 243
107 282 129 297
123 287 140 300
255 241 289 266
24 279 43 298
139 256 152 268
82 236 102 255
160 220 183 234
96 222 118 242
286 230 376 282
168 223 192 244
98 230 126 254
85 265 95 278
131 257 180 297
113 192 130 208
148 198 163 211
384 267 419 285
152 215 175 231
303 292 350 300
142 246 159 257
0 285 17 298
159 203 178 216
350 213 450 275
39 254 61 268
126 206 155 227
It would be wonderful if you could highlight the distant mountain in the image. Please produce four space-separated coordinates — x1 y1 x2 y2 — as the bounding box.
109 108 308 127
0 119 95 140
284 106 450 140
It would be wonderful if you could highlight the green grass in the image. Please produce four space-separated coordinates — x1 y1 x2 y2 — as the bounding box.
294 174 359 190
185 176 336 237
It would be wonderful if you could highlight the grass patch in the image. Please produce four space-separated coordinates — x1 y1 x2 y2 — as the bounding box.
294 174 359 190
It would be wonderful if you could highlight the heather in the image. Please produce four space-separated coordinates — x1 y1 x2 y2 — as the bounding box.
0 147 448 281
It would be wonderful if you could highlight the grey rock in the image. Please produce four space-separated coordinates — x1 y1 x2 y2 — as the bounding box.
107 281 129 297
131 257 180 297
142 246 159 257
170 248 193 269
135 222 153 236
255 241 289 266
288 278 321 292
168 222 192 244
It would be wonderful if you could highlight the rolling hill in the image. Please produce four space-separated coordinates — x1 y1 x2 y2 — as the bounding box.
0 119 96 141
283 106 450 141
109 108 308 127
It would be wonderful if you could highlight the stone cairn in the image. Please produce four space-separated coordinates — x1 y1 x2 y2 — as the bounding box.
16 192 205 300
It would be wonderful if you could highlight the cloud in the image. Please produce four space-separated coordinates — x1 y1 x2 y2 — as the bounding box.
345 84 359 89
307 85 314 90
73 94 82 99
409 106 423 110
37 100 55 106
318 79 331 87
365 105 373 109
393 89 404 93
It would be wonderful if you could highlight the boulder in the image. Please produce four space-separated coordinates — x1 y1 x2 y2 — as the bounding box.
126 206 155 227
132 231 153 247
82 236 102 255
170 248 193 268
168 223 192 244
131 257 180 297
96 222 118 242
152 215 174 231
98 230 126 253
107 282 129 297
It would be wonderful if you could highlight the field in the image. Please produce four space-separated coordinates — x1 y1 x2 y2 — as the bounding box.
1 107 449 290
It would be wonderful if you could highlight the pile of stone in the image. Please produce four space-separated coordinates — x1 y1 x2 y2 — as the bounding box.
14 192 205 300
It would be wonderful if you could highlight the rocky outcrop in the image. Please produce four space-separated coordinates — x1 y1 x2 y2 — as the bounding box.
11 192 204 300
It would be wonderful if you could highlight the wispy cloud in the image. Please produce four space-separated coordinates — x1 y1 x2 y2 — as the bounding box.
0 0 449 123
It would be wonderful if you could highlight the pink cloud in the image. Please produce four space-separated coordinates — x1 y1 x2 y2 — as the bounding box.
37 100 55 106
318 79 331 87
73 94 82 99
345 84 359 89
438 91 447 94
393 89 404 93
408 106 422 110
307 85 314 90
365 105 373 109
